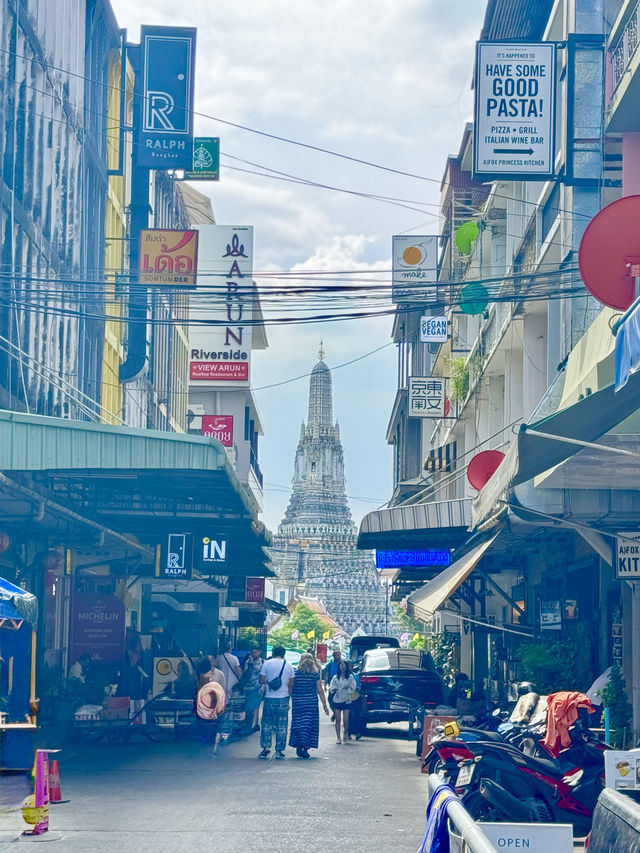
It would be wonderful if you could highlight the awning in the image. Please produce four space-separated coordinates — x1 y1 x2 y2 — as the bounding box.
406 534 499 622
472 369 640 528
615 297 640 390
0 410 271 576
0 576 38 627
264 597 289 614
358 498 471 550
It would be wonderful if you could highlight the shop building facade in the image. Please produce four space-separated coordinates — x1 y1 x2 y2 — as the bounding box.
360 0 640 724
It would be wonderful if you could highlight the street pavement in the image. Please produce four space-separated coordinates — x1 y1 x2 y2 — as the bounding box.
0 719 430 852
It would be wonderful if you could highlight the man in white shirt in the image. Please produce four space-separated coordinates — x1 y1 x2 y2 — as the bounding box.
214 641 242 696
258 646 295 759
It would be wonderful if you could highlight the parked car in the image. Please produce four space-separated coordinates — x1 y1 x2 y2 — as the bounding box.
284 650 302 667
585 787 640 852
348 635 399 667
359 648 445 732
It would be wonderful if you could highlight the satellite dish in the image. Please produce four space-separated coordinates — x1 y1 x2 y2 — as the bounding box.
467 450 505 490
578 195 640 310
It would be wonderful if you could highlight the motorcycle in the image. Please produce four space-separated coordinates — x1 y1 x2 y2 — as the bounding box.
454 722 608 836
421 711 546 775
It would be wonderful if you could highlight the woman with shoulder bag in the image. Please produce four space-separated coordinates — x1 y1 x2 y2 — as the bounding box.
289 653 329 758
347 661 365 740
329 660 356 744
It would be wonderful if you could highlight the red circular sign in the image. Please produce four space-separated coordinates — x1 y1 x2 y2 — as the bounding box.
467 450 505 491
578 195 640 310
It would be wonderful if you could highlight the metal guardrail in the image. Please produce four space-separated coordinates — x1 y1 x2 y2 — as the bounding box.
427 774 498 853
612 0 640 92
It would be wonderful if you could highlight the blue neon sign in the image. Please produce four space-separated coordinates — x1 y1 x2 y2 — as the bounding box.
375 549 451 569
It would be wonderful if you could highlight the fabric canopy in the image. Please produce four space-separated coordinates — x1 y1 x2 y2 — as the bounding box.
472 369 640 528
405 534 499 622
357 498 471 550
615 298 640 390
0 577 38 627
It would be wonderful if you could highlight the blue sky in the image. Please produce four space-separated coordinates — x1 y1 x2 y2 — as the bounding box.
112 0 488 530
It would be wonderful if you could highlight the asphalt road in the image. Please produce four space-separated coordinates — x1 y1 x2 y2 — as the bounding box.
0 720 430 852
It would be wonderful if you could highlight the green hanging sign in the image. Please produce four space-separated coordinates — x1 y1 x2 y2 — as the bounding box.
184 137 220 180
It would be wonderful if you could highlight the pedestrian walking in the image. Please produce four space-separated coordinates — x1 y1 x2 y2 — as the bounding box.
242 647 264 733
258 646 295 759
329 660 356 744
289 653 329 758
347 661 365 740
172 659 197 699
197 656 226 692
214 641 243 696
323 648 343 721
195 677 226 754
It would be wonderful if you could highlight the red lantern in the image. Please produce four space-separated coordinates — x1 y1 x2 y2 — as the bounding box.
0 531 10 553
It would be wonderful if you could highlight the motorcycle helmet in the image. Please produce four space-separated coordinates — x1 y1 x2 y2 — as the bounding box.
517 681 537 696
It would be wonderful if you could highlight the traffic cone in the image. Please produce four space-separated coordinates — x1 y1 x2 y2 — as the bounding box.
48 759 68 804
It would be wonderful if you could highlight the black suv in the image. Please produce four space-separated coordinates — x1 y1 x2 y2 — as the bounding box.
359 648 445 730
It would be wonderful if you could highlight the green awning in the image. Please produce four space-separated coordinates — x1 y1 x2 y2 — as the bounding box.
0 410 271 575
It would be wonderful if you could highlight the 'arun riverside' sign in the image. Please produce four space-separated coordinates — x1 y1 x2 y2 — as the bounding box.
474 42 556 180
188 225 253 384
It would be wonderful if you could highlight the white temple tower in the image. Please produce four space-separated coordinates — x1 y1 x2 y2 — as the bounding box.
271 347 387 635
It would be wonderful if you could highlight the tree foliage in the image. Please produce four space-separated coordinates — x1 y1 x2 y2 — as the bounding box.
517 623 593 694
600 665 633 748
267 603 327 651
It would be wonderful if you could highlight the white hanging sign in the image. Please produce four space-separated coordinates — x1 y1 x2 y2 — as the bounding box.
474 42 556 180
616 532 640 579
420 316 448 343
480 823 573 852
408 377 446 419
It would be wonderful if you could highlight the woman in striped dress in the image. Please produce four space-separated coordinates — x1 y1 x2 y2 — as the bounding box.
289 653 329 758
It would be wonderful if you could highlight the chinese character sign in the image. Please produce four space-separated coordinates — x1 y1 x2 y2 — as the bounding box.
409 377 446 418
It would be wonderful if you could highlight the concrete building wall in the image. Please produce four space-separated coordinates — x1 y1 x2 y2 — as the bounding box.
0 0 117 419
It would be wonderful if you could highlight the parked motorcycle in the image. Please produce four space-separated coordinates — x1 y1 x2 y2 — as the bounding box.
454 723 608 836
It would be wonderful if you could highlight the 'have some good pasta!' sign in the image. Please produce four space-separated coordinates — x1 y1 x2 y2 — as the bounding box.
474 42 556 180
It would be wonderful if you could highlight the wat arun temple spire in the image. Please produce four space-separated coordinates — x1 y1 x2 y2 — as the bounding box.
271 349 386 635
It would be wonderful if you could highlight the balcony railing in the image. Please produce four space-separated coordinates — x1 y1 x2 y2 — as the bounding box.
612 1 640 92
250 449 263 488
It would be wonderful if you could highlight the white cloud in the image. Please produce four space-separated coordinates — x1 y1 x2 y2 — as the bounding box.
109 0 489 531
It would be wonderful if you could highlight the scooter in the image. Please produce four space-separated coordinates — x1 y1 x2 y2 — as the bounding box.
454 723 607 836
421 711 546 774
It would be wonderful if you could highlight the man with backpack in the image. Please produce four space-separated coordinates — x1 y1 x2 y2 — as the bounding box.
258 647 295 759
